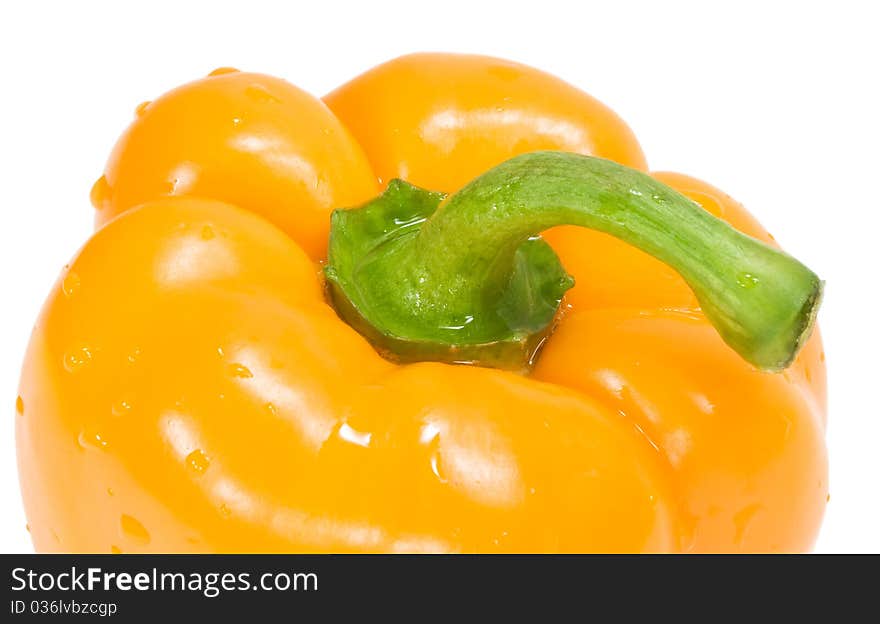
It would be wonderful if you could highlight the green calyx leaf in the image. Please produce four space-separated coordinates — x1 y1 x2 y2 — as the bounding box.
325 179 574 370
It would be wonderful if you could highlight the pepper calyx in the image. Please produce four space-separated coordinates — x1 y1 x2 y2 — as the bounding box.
325 178 573 369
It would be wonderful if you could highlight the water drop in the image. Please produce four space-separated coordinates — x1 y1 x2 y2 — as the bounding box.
265 402 278 417
62 270 80 297
208 67 239 76
430 452 447 483
487 64 522 81
200 224 215 240
107 488 115 497
111 400 132 417
219 504 232 518
135 100 151 117
25 524 30 533
63 346 93 373
110 545 123 554
78 430 109 450
228 363 253 378
120 514 151 544
736 272 760 289
90 175 110 210
232 117 242 126
421 423 447 483
692 393 715 415
440 315 474 331
15 395 24 416
186 449 211 474
245 83 281 104
127 347 142 364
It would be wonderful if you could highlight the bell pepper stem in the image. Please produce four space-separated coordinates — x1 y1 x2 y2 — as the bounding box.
325 151 822 371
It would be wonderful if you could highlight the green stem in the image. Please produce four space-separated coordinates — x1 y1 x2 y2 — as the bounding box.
325 151 822 371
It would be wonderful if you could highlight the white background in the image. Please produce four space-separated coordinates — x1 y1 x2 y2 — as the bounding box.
1 0 877 553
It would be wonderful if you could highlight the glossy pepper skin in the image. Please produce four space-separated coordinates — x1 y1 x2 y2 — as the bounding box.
93 68 377 260
17 53 826 553
323 52 648 191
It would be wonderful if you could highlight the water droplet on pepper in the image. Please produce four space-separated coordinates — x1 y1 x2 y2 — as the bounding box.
78 430 109 450
120 514 151 544
185 449 211 475
63 346 93 373
62 270 80 297
208 67 239 76
127 347 142 364
245 83 281 104
90 175 110 210
111 400 132 417
228 363 253 378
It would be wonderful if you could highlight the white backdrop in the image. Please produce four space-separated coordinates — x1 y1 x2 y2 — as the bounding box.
1 0 877 553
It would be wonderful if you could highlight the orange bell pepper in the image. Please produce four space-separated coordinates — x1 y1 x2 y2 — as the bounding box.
16 53 827 553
